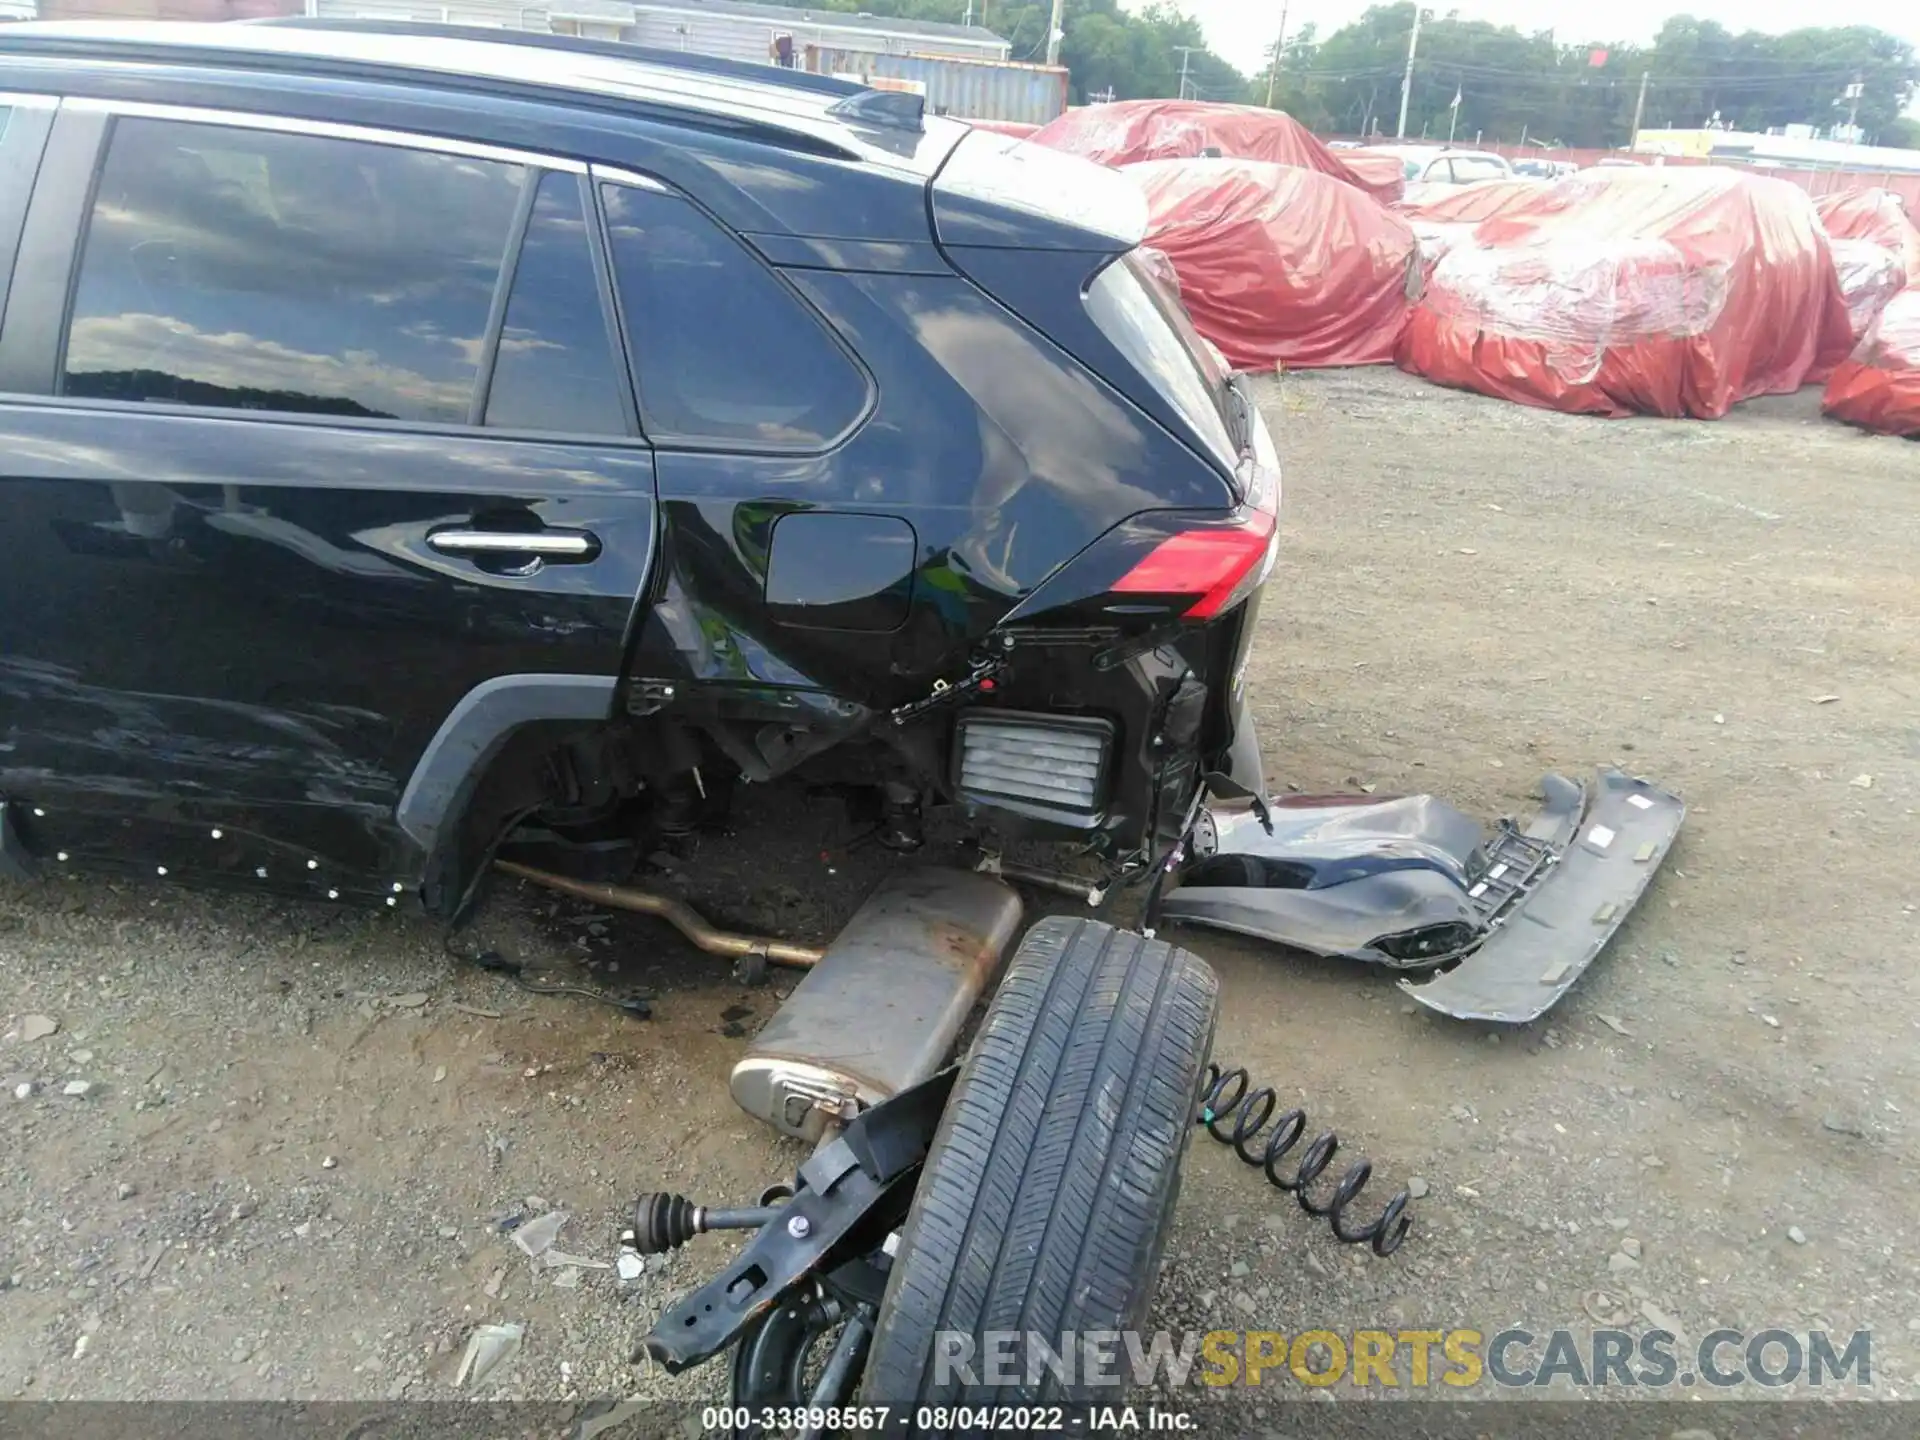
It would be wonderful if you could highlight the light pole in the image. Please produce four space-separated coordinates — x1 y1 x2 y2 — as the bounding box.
1175 45 1199 100
1263 0 1291 108
1395 6 1429 139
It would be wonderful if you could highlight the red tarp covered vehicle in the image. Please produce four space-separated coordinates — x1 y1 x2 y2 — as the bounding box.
1398 179 1545 271
1822 290 1920 437
1398 179 1545 221
1032 100 1402 203
1125 157 1419 370
1397 168 1854 419
1816 189 1920 285
1830 238 1906 341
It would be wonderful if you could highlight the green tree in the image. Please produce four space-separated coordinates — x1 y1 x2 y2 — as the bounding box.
1262 4 1918 148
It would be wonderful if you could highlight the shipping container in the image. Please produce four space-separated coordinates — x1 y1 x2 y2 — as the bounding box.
802 45 1068 126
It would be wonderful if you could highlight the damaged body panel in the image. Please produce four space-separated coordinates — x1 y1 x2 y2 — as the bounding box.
1162 769 1683 1022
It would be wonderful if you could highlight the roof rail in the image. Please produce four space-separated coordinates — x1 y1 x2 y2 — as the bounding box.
249 16 867 99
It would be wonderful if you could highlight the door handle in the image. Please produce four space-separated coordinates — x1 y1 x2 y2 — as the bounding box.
427 528 600 562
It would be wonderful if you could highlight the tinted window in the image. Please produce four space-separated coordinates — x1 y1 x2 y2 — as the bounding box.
600 183 866 448
63 118 523 422
1085 253 1237 473
484 172 628 435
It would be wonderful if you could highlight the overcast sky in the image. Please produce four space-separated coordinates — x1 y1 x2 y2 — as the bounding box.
1164 0 1920 79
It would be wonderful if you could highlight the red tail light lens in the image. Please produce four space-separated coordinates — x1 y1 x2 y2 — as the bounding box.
1110 507 1277 619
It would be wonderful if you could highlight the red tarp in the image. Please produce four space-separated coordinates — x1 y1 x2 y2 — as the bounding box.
1126 157 1418 370
964 118 1041 139
1815 189 1920 285
1822 290 1920 437
1032 101 1402 203
1830 238 1906 341
1398 178 1546 222
1397 168 1854 419
1399 179 1546 272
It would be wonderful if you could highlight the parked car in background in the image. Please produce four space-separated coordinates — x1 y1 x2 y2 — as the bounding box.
1512 157 1577 180
1356 144 1513 186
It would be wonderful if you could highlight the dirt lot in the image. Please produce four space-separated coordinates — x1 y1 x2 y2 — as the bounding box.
3 368 1917 1426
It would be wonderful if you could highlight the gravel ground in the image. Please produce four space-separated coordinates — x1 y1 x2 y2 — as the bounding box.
3 368 1917 1431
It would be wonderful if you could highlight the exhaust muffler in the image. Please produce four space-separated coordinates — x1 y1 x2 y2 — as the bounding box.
731 867 1023 1143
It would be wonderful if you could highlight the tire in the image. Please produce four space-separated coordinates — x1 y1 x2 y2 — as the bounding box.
859 916 1219 1417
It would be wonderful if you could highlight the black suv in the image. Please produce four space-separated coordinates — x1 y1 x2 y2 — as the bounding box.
0 19 1277 916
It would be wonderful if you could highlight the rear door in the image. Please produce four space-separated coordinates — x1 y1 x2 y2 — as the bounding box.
0 99 655 901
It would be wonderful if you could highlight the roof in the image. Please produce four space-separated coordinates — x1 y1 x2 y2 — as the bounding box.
637 0 1007 48
0 20 972 170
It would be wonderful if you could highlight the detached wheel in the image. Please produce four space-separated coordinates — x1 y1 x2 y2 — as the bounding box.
860 917 1219 1418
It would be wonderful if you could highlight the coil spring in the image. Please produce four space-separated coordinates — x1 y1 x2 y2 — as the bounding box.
1198 1063 1413 1258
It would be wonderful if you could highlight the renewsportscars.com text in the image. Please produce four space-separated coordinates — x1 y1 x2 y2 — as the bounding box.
931 1326 1872 1390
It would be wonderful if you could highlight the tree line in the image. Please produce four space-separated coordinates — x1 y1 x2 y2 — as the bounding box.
1277 5 1920 150
768 0 1920 150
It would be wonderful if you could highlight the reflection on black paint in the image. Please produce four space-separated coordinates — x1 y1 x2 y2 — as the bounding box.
600 183 867 448
63 118 523 423
485 174 628 436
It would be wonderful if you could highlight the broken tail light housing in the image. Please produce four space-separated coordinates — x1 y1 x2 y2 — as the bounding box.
1109 506 1276 619
1109 425 1279 620
995 387 1280 632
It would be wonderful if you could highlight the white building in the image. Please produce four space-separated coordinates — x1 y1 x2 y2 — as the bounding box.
1635 127 1920 176
300 0 1009 64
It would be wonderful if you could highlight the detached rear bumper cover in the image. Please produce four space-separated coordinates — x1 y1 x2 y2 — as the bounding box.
1160 768 1683 1023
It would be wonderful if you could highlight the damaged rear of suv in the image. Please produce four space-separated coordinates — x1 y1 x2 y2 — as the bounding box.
0 20 1273 1422
0 20 1274 920
0 20 1686 1423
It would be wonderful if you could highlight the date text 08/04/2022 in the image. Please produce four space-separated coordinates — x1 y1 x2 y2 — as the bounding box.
697 1406 1197 1432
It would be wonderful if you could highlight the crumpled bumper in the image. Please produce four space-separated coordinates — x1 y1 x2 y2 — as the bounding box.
1159 768 1684 1023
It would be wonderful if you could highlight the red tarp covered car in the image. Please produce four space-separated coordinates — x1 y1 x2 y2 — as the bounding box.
1830 238 1906 341
1816 189 1920 285
1397 168 1854 419
1033 100 1402 203
1126 157 1419 370
1398 178 1545 271
1822 290 1920 437
1398 179 1545 221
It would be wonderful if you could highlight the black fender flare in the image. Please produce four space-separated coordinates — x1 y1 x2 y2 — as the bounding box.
395 673 618 860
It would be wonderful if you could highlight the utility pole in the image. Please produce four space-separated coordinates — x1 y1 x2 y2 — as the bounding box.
1263 0 1291 109
1043 0 1065 66
1175 45 1199 100
1845 76 1863 136
1629 70 1649 152
1395 6 1426 139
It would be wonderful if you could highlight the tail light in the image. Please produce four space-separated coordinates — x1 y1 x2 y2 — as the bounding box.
1109 425 1279 620
1110 506 1275 619
996 390 1280 632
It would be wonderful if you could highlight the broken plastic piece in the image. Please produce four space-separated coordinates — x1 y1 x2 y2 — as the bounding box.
1162 768 1684 1024
540 1249 611 1271
510 1210 567 1260
455 1322 524 1388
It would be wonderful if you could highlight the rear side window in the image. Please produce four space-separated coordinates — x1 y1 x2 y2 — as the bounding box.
1085 253 1238 474
62 118 522 423
484 172 629 435
600 183 867 449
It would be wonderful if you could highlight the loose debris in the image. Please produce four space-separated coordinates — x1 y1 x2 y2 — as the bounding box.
455 1322 525 1388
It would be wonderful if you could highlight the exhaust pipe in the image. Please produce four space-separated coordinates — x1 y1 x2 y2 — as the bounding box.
493 860 826 969
735 866 1022 1142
